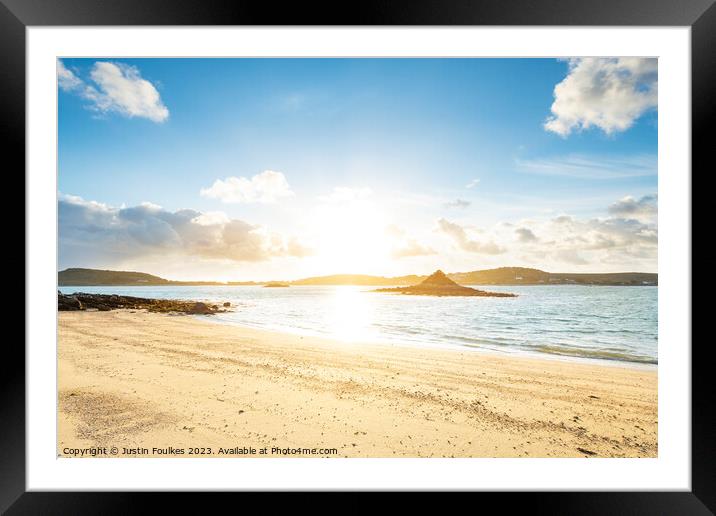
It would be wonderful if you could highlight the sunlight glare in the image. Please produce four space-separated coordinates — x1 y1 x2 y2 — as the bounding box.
328 286 376 342
311 199 393 273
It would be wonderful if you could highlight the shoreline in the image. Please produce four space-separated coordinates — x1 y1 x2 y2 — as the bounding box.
57 285 658 368
58 310 657 458
198 314 658 371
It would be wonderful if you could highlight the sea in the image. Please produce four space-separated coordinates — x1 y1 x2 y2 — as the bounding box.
58 284 658 367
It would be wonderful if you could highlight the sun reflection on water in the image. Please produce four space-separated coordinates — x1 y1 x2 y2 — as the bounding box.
327 286 376 342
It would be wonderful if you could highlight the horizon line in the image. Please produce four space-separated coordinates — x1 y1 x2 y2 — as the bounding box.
57 266 659 285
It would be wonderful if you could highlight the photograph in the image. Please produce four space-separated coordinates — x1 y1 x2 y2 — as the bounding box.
56 57 658 459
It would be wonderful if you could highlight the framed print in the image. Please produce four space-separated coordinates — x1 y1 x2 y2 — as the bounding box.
4 0 711 511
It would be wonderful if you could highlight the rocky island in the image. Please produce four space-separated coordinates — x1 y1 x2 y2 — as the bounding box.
58 292 231 314
373 270 517 297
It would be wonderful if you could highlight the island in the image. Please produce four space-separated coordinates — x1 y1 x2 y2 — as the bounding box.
373 270 517 297
263 282 290 288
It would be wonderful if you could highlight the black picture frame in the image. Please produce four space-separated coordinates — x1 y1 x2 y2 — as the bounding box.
4 0 710 511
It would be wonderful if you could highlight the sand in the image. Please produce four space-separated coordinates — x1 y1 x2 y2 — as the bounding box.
58 310 657 458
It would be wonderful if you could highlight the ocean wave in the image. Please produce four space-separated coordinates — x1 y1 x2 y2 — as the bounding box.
529 344 657 364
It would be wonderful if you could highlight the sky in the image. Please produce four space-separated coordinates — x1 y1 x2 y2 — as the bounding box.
58 58 658 281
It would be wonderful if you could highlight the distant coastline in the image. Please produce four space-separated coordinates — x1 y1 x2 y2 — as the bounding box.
59 267 658 288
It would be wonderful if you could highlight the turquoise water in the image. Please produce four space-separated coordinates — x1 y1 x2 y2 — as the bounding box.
59 284 657 366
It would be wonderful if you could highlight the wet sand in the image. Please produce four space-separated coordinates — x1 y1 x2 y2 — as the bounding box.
58 310 657 458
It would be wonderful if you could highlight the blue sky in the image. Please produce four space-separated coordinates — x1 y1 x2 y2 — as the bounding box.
58 58 658 280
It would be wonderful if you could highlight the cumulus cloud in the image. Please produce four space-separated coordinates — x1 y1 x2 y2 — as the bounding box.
437 218 506 255
191 211 231 226
555 249 589 265
430 192 657 270
200 170 294 204
59 194 310 266
515 227 538 243
57 60 169 123
519 196 658 268
57 61 83 91
544 58 657 136
608 194 657 223
443 199 471 209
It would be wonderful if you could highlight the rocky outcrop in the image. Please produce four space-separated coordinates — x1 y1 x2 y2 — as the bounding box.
57 292 231 314
373 270 517 297
58 291 84 310
190 302 213 314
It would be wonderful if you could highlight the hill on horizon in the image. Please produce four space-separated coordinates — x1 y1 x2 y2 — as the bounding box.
58 268 171 286
58 267 658 287
373 270 517 297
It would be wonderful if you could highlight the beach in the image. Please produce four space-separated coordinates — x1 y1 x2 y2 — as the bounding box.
58 310 657 458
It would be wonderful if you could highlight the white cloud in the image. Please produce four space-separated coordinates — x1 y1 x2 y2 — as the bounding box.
57 59 169 123
57 61 83 91
200 170 294 204
88 62 169 122
431 192 657 270
555 249 588 265
437 218 506 255
466 179 481 189
516 154 656 179
608 194 657 223
443 199 471 209
191 211 231 226
515 227 538 243
59 194 310 267
544 58 657 136
519 197 658 268
138 201 163 211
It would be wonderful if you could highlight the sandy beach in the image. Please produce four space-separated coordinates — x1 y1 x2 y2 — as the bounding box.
58 310 657 458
